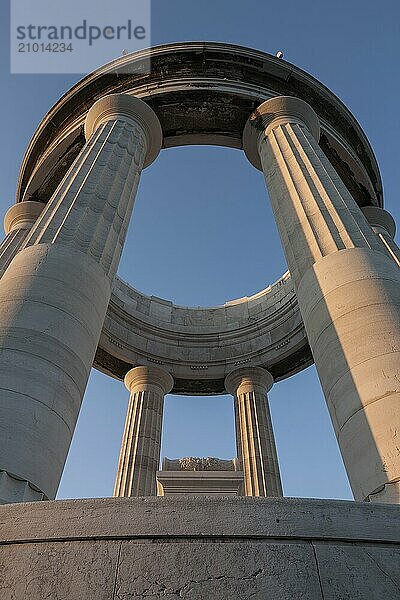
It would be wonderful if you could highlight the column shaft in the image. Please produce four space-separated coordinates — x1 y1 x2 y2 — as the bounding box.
226 368 282 497
114 366 173 497
377 235 400 267
362 206 400 268
0 202 44 278
0 94 162 502
0 202 44 501
243 96 400 502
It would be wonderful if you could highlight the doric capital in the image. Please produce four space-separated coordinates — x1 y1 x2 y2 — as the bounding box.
225 367 274 395
4 201 44 235
124 365 174 396
242 95 320 170
84 93 162 167
361 206 396 238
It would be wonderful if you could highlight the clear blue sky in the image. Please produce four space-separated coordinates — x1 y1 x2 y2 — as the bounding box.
1 0 399 500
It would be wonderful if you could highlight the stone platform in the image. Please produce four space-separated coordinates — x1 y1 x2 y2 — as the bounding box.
0 497 399 598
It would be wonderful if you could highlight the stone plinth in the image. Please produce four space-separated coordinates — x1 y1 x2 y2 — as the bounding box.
157 456 243 495
156 471 244 496
0 497 399 598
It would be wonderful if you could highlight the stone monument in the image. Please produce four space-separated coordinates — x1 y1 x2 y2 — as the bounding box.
0 43 399 598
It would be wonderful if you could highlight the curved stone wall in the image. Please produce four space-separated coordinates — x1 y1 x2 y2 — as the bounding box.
0 497 399 598
17 43 382 209
96 272 312 393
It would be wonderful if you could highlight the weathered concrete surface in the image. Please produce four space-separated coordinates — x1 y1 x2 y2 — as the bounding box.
0 497 399 599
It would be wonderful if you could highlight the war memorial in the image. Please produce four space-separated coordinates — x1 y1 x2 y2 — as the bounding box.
0 42 399 598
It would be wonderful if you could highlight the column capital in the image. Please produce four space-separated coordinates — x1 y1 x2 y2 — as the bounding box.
124 365 174 396
225 367 274 395
4 201 44 235
84 93 162 168
242 95 320 170
361 206 396 238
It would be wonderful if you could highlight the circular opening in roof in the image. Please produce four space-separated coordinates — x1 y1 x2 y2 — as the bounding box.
117 145 288 308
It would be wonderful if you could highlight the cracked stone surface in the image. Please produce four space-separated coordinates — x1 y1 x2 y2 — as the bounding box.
0 498 399 598
0 540 120 599
114 541 321 599
313 542 400 599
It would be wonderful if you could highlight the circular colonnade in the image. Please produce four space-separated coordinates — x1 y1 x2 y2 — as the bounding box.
1 42 399 508
14 42 383 393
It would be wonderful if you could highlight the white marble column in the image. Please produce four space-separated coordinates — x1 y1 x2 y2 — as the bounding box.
243 96 400 503
362 206 400 267
225 367 282 497
0 94 162 503
0 201 44 278
114 366 174 497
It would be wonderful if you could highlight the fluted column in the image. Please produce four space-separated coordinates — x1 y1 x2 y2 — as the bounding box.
114 366 174 497
225 368 282 497
0 201 44 277
243 96 400 503
0 203 46 503
362 206 400 267
0 94 162 503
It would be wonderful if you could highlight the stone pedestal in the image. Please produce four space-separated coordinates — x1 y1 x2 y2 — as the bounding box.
0 94 162 503
225 367 282 497
243 96 400 503
157 457 243 496
114 366 174 497
0 497 399 598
